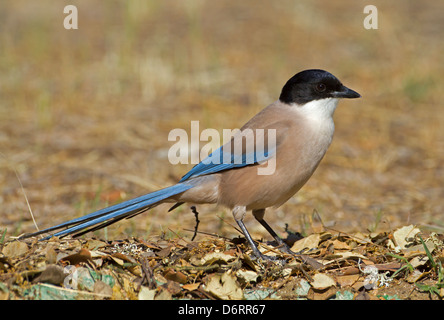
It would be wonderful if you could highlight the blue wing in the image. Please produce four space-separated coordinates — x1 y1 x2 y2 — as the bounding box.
180 142 276 182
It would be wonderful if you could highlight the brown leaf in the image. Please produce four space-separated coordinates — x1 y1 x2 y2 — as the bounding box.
156 245 173 258
307 287 337 300
291 234 321 253
336 274 362 289
204 271 243 300
331 239 351 250
373 262 402 272
45 246 58 264
164 280 182 295
59 248 93 266
163 269 188 284
183 283 201 291
2 241 29 258
112 252 137 264
310 273 336 290
155 287 173 300
33 264 66 285
199 251 236 266
355 291 371 300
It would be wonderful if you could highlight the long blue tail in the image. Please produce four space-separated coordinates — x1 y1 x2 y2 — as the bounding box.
19 183 193 240
19 134 274 240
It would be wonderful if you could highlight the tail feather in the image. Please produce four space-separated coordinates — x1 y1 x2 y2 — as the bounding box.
19 183 193 240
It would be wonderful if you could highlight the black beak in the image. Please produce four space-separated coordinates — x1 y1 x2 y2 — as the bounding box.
333 85 361 99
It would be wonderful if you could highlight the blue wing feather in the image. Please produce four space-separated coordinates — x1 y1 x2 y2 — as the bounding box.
180 143 275 182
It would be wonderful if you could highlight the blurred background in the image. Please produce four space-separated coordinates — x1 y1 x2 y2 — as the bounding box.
1 1 443 241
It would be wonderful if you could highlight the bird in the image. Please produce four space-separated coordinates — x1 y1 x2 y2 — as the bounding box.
20 69 360 262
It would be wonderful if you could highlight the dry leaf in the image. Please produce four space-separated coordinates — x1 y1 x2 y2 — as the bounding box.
205 271 243 300
2 241 28 258
307 286 337 300
391 225 421 251
32 265 66 285
199 252 236 266
331 239 351 250
156 246 173 258
321 251 368 265
336 274 362 289
155 287 173 300
236 270 259 284
310 273 336 290
409 256 429 268
164 280 182 295
182 283 201 291
59 248 93 266
291 234 321 252
163 269 188 284
406 270 425 283
138 286 156 300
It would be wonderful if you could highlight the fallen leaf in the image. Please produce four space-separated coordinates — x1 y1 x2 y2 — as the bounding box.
59 248 93 266
409 255 429 268
336 274 360 287
355 291 371 300
392 225 421 251
373 262 402 272
109 255 125 266
33 265 66 285
291 234 321 252
163 269 188 284
406 269 425 283
321 251 368 265
404 242 436 257
236 270 259 284
310 273 336 290
307 286 337 300
199 251 236 266
2 241 28 258
138 286 156 300
45 246 57 264
182 283 201 291
205 271 243 300
164 280 182 295
155 287 173 300
85 239 108 250
331 239 351 250
156 245 172 258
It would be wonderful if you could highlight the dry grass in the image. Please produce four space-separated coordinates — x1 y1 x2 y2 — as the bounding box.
1 1 443 244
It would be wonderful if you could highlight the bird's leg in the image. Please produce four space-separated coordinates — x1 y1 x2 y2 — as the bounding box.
253 209 324 269
252 209 293 253
232 206 278 261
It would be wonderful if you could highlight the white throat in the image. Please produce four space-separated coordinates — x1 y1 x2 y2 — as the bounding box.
294 98 339 121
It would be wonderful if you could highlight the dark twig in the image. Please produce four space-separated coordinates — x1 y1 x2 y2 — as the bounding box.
190 206 200 241
139 256 156 290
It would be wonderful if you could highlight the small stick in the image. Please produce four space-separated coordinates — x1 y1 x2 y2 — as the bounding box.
190 206 200 241
139 256 156 290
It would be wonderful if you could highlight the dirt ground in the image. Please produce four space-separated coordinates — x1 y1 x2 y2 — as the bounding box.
0 1 443 300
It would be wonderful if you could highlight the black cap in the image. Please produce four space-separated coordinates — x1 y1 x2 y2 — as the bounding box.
279 69 361 105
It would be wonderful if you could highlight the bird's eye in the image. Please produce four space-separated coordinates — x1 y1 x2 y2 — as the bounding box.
316 83 326 92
